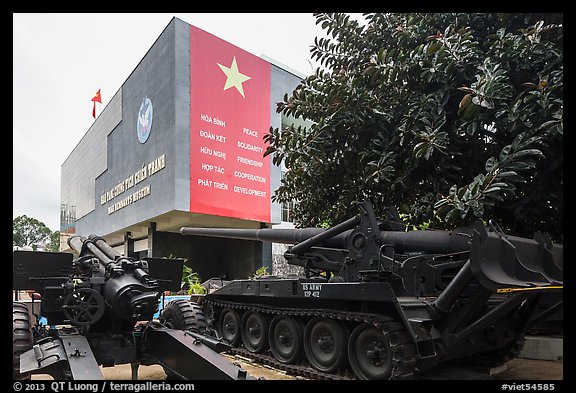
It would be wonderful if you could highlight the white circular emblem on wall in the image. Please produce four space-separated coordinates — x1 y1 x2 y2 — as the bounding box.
137 97 153 144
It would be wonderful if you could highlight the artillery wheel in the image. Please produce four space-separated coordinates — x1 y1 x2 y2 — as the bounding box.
304 317 348 373
269 316 304 363
62 288 105 326
13 302 33 380
219 308 241 346
241 311 269 353
160 299 207 332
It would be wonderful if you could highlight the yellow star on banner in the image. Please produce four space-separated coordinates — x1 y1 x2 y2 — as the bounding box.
217 56 252 98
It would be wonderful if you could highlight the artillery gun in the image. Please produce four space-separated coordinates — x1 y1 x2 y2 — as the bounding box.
181 201 563 380
12 234 256 380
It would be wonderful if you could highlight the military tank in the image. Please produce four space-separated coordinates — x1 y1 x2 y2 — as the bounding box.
180 201 563 380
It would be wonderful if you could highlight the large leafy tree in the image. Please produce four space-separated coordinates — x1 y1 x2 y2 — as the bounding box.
13 215 53 250
265 13 562 242
49 230 61 252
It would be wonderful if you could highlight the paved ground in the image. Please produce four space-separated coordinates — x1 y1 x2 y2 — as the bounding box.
497 358 563 380
31 357 562 381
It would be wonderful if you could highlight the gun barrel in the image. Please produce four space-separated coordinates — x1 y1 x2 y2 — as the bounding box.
380 230 473 253
180 227 328 244
68 234 114 264
87 234 123 260
180 226 474 254
67 234 86 254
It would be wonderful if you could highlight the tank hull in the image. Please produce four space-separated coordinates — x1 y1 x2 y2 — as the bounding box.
201 277 547 379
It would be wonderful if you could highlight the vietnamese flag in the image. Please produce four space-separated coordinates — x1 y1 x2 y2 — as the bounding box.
189 25 271 222
91 89 102 118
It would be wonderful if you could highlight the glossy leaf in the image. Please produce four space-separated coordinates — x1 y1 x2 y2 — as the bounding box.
269 12 562 242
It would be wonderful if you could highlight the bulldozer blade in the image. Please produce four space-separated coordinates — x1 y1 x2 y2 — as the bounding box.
532 232 563 283
469 223 563 291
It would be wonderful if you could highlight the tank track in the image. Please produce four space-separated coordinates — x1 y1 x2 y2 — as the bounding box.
227 347 353 380
203 298 417 380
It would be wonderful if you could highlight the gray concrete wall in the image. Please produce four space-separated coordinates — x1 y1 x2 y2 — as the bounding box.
519 336 563 361
61 88 122 225
76 19 180 236
174 18 191 211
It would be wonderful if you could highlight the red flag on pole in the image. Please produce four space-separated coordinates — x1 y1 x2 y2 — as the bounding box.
91 89 102 103
91 89 102 118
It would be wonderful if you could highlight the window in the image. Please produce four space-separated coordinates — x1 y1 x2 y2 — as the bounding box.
280 171 296 223
281 200 296 222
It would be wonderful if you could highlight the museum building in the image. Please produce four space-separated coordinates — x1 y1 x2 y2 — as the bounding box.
60 17 305 280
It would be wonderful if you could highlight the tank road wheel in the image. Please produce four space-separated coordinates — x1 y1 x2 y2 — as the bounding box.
348 321 416 380
13 302 33 380
219 308 241 346
160 300 207 332
348 323 392 379
241 311 269 353
304 317 348 373
269 316 304 363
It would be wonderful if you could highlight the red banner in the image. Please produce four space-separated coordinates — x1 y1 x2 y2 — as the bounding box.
189 26 271 222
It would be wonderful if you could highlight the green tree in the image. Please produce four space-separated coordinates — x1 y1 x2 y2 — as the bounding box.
265 13 562 241
13 215 52 250
49 231 61 252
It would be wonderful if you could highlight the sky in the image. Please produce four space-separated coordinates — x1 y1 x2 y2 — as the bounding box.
13 13 364 232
